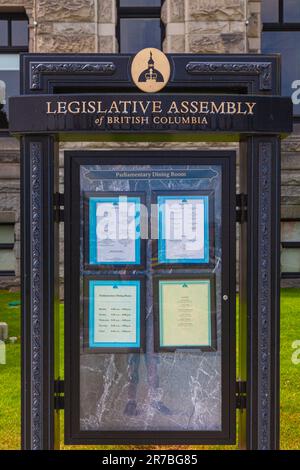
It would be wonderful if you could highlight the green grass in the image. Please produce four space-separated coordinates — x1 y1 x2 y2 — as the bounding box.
280 289 300 450
0 291 21 450
0 289 300 450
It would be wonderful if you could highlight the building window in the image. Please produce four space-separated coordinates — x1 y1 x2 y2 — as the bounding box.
281 219 300 278
0 223 15 276
262 1 300 117
117 0 163 53
0 12 28 133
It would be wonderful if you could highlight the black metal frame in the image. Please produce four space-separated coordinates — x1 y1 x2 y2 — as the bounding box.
64 149 236 446
238 136 282 449
263 0 300 31
153 272 217 352
14 51 291 450
281 241 300 248
0 12 29 53
0 243 14 249
21 135 60 450
83 191 147 271
116 0 165 53
151 190 215 269
18 52 281 95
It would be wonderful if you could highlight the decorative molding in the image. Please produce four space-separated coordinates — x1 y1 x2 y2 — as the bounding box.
185 62 272 91
257 141 272 450
30 61 116 90
30 141 43 449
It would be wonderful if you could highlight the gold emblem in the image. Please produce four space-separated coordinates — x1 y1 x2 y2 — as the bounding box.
131 48 171 93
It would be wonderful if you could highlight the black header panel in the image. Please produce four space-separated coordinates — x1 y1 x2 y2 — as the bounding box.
9 94 292 136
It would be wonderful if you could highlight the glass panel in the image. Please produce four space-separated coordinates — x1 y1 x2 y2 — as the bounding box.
0 224 14 244
0 20 8 46
0 249 15 271
284 0 300 22
0 56 20 129
262 31 300 115
0 54 19 70
281 221 300 242
120 0 161 6
120 18 161 53
79 163 223 432
281 248 300 272
261 0 279 22
11 20 28 47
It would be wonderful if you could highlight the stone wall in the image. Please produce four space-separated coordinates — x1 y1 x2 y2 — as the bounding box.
34 0 117 53
281 133 300 287
0 0 117 53
163 0 251 54
0 138 20 290
247 0 261 52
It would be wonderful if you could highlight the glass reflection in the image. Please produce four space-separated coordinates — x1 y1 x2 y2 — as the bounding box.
261 0 279 22
0 249 15 271
262 31 300 114
0 55 20 129
0 20 8 46
281 248 300 273
79 164 223 432
284 0 300 23
120 0 161 6
11 20 28 46
120 18 161 53
281 221 300 242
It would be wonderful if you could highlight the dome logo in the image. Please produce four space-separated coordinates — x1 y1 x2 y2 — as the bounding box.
131 48 171 93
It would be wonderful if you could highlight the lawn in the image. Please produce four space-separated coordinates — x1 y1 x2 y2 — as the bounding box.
0 288 299 450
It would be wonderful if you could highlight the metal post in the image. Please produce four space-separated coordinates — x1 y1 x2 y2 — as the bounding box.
239 136 281 449
21 135 60 450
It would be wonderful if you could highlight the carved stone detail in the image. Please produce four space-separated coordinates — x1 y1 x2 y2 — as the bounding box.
30 61 116 90
258 141 272 450
185 62 272 90
30 142 43 449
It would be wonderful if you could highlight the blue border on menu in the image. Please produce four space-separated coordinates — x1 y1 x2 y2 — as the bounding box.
158 195 209 264
89 279 140 349
89 196 141 265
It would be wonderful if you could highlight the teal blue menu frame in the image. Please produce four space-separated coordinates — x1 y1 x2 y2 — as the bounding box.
157 194 210 264
86 278 142 351
88 194 141 266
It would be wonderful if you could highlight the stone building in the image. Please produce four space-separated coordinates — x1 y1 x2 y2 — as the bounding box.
0 0 299 291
